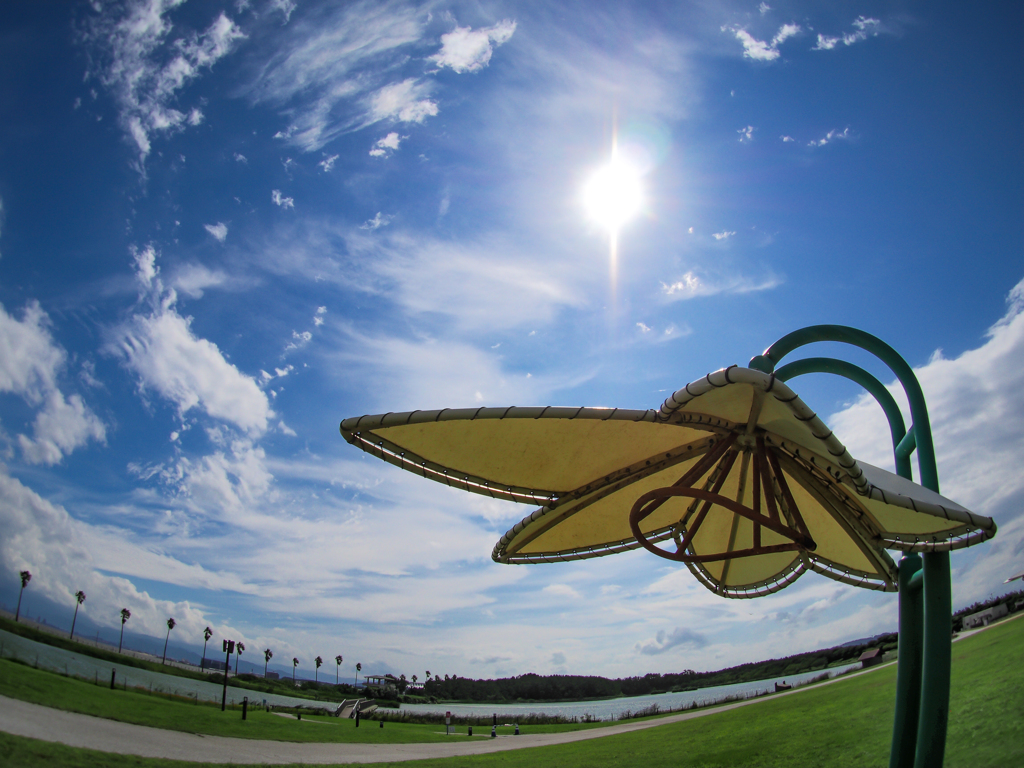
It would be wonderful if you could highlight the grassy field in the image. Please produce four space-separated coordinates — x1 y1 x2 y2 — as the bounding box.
1 616 1021 767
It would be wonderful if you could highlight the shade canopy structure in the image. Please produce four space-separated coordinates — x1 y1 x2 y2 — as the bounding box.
341 366 994 599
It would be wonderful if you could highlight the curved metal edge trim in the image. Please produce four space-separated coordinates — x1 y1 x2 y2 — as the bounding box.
342 406 658 433
880 524 998 553
804 556 896 592
685 558 807 599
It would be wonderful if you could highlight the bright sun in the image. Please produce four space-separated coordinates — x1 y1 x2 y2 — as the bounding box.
582 156 643 233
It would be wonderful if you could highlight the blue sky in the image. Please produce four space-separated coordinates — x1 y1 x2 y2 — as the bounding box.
0 0 1021 681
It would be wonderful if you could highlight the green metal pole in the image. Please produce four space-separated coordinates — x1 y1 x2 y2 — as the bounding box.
775 357 912 479
750 324 938 491
915 551 952 768
890 554 923 768
753 325 951 767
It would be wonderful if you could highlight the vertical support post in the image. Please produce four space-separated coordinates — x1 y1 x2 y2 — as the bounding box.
890 554 923 768
915 551 951 768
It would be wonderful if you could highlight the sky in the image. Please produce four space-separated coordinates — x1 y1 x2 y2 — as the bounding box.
0 0 1021 683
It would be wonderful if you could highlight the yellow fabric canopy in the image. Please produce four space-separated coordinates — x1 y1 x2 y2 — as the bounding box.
341 366 995 598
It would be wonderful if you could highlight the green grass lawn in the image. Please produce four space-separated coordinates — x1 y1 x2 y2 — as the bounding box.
1 616 1021 767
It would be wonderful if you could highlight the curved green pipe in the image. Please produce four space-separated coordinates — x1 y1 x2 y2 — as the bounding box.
749 324 938 493
774 357 912 480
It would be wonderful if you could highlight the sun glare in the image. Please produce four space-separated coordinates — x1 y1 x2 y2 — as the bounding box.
583 157 643 233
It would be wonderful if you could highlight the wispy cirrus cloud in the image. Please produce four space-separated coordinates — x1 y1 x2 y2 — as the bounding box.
81 1 245 172
661 270 781 300
813 17 881 51
809 127 851 147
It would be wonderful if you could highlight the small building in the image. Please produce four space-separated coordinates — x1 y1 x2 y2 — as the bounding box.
266 671 279 680
859 648 884 668
962 603 1008 629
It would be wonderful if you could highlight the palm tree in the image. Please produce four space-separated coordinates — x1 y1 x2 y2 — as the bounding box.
292 657 299 682
117 608 131 653
315 655 323 682
69 590 86 640
15 570 31 622
425 670 430 681
264 648 273 677
355 662 361 687
235 642 245 674
201 626 212 670
412 674 418 687
335 655 343 684
162 617 176 664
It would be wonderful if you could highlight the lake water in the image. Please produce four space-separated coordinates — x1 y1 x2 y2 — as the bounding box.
0 627 859 720
400 662 860 721
0 628 337 710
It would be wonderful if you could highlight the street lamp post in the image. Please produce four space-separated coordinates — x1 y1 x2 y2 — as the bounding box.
70 591 86 640
221 639 235 711
15 570 31 622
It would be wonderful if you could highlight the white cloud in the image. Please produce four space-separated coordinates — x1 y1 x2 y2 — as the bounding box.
429 20 517 73
738 125 754 143
543 583 582 600
239 3 428 151
369 132 403 157
813 17 881 51
661 270 781 300
725 24 800 62
826 276 1024 608
781 135 795 142
204 222 228 242
318 154 339 172
0 299 105 464
18 391 107 465
809 127 851 147
82 3 245 172
759 2 772 15
360 212 394 230
109 246 272 435
635 626 708 655
368 78 438 124
284 330 312 353
712 230 736 240
271 189 294 208
637 322 652 333
268 0 297 24
233 152 247 163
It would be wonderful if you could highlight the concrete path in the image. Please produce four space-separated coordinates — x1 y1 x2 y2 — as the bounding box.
0 691 778 764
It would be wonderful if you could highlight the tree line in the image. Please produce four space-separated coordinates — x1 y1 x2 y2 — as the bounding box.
421 635 897 703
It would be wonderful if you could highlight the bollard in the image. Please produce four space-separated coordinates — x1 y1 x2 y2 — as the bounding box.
468 726 473 736
242 697 248 721
110 669 116 690
515 723 519 736
491 725 496 738
355 708 360 727
297 713 301 720
379 720 384 729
